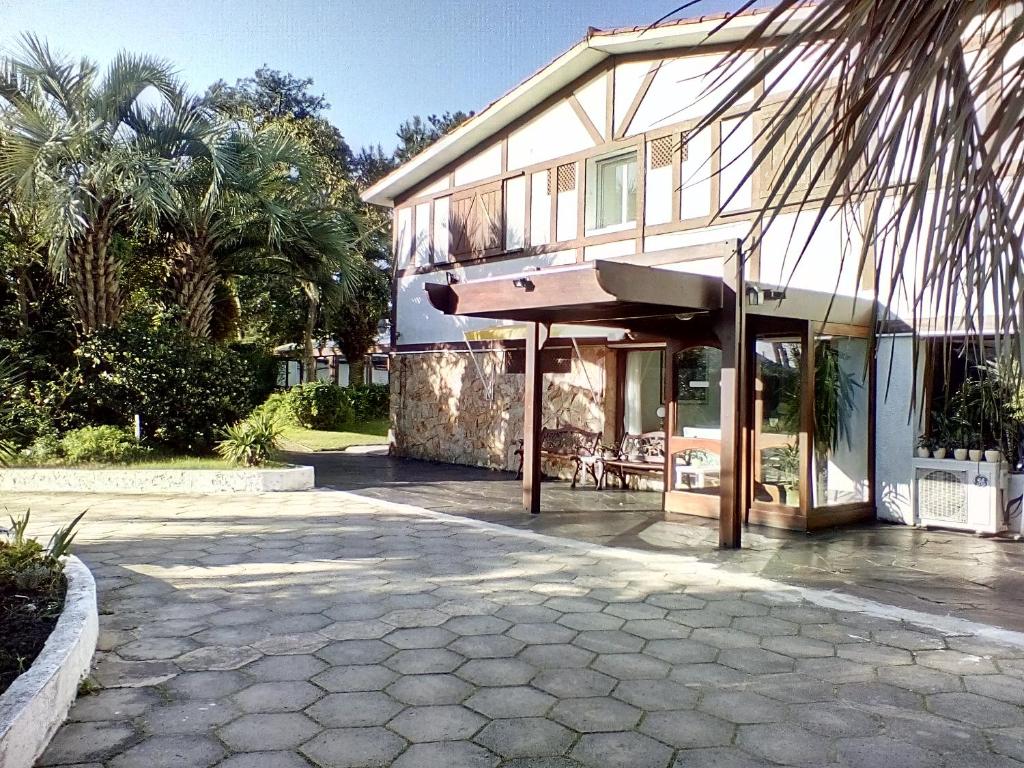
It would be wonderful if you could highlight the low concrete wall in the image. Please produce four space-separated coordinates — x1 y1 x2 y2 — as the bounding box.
0 465 315 494
0 556 98 768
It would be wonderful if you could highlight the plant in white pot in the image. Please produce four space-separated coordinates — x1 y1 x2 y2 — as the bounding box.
929 411 951 459
968 431 984 462
985 446 1003 463
916 435 932 459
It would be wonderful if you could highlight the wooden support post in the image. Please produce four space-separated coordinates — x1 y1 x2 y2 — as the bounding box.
523 321 549 515
717 241 746 549
799 321 816 519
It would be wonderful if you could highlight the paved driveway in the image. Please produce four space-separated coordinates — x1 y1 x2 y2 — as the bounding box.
14 490 1024 768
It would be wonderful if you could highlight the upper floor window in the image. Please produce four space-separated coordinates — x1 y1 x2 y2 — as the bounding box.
586 151 637 234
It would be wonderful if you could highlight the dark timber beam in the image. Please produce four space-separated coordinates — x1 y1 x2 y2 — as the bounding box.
717 244 746 549
523 321 549 515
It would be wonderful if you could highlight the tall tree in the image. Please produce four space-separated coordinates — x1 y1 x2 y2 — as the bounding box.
393 111 472 163
697 1 1024 361
0 36 184 333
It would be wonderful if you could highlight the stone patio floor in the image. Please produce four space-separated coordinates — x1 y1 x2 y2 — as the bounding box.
302 449 1024 634
11 487 1024 768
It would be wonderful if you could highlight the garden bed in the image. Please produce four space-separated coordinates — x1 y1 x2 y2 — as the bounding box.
0 464 314 494
0 556 97 768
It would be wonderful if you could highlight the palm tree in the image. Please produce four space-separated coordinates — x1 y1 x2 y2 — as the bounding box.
695 1 1024 361
0 35 184 333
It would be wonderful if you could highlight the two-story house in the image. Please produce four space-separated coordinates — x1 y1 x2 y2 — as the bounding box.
362 7 1012 547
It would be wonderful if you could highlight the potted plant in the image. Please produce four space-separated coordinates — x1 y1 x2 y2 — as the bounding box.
985 446 1003 463
951 417 970 461
916 435 932 459
929 410 952 458
969 430 984 462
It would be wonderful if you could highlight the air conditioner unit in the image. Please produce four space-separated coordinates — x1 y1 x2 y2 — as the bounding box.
913 458 1009 534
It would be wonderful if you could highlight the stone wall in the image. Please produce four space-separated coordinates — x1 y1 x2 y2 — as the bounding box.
390 345 615 475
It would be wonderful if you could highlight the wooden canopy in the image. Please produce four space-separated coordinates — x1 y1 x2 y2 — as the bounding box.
425 257 726 328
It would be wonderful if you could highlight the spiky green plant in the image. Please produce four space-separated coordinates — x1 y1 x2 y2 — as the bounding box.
216 410 283 467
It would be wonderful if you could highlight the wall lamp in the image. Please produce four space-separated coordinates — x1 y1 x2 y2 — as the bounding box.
446 272 460 285
512 277 535 290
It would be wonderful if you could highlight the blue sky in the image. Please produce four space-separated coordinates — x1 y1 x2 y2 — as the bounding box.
0 0 759 152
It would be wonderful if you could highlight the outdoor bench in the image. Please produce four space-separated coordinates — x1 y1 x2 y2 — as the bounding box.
514 426 603 488
602 431 666 489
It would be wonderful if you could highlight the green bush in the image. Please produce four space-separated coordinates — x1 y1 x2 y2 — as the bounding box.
217 411 283 467
60 426 148 464
347 384 389 421
253 391 297 426
66 319 267 454
287 382 352 430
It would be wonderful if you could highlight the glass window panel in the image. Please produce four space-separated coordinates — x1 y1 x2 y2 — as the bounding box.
587 152 638 232
433 196 450 261
503 177 525 250
530 171 551 246
754 337 802 507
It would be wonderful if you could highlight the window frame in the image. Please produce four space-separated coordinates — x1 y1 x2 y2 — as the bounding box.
585 149 639 236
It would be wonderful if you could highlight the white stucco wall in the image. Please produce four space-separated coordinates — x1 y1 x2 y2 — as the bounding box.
875 335 925 524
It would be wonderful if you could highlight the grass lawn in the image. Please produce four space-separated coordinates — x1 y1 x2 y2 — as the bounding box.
280 418 388 452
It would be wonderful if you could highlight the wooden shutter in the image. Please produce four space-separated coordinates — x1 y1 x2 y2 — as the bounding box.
450 184 503 258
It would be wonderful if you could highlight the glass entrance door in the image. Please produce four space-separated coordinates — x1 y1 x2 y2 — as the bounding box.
664 344 723 515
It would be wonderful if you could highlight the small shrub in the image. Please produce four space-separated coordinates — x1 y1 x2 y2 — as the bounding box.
22 433 63 464
347 384 389 421
60 426 148 465
217 411 283 467
288 382 352 430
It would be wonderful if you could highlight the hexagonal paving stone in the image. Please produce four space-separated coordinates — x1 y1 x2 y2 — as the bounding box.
926 692 1024 728
837 681 924 710
214 751 312 768
571 731 673 768
445 615 513 636
644 638 718 664
108 735 225 768
877 664 963 694
241 653 327 682
497 605 563 624
465 686 557 718
217 713 320 751
387 673 474 705
646 593 706 611
384 626 457 650
916 649 1000 675
312 664 398 692
324 603 389 622
253 632 330 655
573 630 644 654
305 691 404 727
386 648 465 674
163 670 252 700
66 687 161 722
733 616 799 637
506 622 578 645
836 642 913 666
389 704 487 741
621 619 690 640
871 628 947 651
317 639 395 665
117 636 199 661
519 643 596 669
382 608 448 627
544 596 605 613
231 681 322 713
612 678 698 711
669 746 776 768
533 669 617 698
789 702 882 738
549 697 641 732
458 658 538 686
699 691 788 724
795 657 876 684
558 612 625 631
718 647 795 675
737 722 832 766
604 602 666 621
760 635 835 659
140 700 242 735
666 608 734 629
38 721 136 765
392 741 498 768
450 634 526 658
320 620 392 641
835 736 941 768
176 645 261 672
474 717 575 758
592 653 670 680
691 627 761 649
964 674 1024 705
640 710 735 749
300 726 406 767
